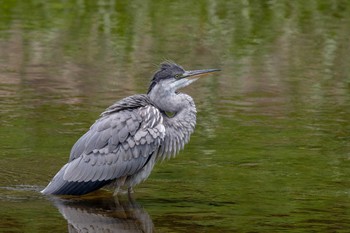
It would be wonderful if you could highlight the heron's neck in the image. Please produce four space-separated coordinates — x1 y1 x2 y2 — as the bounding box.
150 92 197 159
164 93 197 126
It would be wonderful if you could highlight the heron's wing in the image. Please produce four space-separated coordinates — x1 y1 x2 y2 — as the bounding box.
65 105 165 182
69 94 154 162
42 103 165 195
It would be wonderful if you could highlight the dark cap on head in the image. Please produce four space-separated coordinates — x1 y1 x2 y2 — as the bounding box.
148 62 185 93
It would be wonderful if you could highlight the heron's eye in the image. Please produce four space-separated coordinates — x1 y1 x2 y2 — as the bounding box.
174 74 181 79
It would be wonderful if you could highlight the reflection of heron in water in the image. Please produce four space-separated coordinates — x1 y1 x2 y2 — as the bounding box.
51 194 154 233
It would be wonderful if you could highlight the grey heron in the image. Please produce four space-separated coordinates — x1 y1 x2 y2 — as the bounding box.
41 62 220 196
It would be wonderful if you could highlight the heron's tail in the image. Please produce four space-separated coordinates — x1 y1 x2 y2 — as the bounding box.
41 164 112 195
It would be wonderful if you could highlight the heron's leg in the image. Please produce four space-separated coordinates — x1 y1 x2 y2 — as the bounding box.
113 176 127 196
128 187 134 194
127 187 136 204
113 194 121 205
113 187 120 196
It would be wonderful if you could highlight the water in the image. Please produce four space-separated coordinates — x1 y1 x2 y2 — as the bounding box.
1 1 349 232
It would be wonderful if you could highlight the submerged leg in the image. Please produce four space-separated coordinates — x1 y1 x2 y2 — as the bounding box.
127 186 135 202
113 176 127 196
113 186 120 196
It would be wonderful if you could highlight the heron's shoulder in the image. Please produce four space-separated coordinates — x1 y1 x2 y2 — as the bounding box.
101 94 154 116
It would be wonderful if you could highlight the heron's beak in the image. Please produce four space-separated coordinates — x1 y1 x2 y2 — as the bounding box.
170 68 220 91
182 68 221 79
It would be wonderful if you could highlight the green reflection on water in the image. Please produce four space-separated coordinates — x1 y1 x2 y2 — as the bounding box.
0 0 350 232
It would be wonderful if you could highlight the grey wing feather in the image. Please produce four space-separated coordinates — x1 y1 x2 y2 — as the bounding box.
42 102 165 195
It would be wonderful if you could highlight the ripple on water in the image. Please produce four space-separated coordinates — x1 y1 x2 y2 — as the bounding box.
0 185 44 202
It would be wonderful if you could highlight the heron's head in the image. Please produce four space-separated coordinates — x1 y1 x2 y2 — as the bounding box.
147 62 220 95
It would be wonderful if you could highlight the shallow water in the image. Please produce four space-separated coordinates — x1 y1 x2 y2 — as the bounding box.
1 1 350 232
